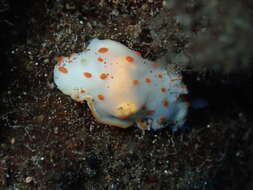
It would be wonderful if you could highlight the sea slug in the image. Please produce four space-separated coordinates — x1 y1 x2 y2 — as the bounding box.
53 39 188 130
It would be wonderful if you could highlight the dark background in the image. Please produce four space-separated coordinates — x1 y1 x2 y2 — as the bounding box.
0 0 253 189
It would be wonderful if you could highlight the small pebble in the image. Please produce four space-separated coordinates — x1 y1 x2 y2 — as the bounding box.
25 176 33 183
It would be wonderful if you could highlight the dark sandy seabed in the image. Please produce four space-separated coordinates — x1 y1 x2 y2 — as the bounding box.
0 0 253 189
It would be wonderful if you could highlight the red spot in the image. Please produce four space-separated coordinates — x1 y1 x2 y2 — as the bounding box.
57 56 64 66
135 51 142 57
98 48 108 53
126 56 134 63
160 88 166 93
97 57 104 62
145 78 152 83
83 72 92 78
132 80 139 85
98 94 105 101
163 100 169 107
58 67 68 74
100 73 108 80
80 90 86 94
171 78 182 82
160 117 166 122
157 74 163 79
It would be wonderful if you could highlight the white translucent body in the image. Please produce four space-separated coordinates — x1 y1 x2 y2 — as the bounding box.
54 39 188 130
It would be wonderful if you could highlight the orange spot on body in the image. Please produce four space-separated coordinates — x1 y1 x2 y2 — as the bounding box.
145 78 152 83
98 94 105 101
163 100 169 107
160 117 167 122
80 90 86 94
83 72 92 78
157 74 163 79
100 73 108 80
126 56 134 62
132 80 139 85
147 110 155 115
58 67 68 74
135 51 142 57
160 88 166 93
57 56 64 66
97 57 104 62
98 48 108 53
171 78 182 82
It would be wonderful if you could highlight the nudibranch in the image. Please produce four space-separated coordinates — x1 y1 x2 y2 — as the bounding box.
53 39 188 130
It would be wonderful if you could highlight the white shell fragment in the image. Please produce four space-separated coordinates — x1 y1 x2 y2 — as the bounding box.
53 39 188 130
